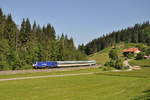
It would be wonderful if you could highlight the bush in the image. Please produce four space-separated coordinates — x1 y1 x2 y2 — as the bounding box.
104 59 123 70
22 64 32 69
104 61 111 66
101 66 115 71
12 63 21 70
109 49 118 60
0 61 10 70
123 52 134 59
102 67 108 71
136 52 145 60
114 59 123 69
146 48 150 56
122 66 130 70
127 53 134 58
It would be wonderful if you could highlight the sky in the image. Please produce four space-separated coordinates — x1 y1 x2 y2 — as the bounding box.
0 0 150 46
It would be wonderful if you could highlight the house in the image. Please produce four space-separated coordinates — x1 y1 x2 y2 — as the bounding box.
122 48 141 57
123 48 141 54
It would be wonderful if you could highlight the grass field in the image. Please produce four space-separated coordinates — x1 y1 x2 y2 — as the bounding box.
0 67 150 100
129 59 150 67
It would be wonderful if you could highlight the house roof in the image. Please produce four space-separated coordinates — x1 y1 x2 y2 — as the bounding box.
123 48 140 53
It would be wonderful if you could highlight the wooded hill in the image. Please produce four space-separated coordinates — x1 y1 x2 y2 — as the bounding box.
0 8 86 70
79 21 150 55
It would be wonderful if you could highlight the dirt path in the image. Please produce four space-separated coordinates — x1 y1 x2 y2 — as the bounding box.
0 65 100 75
123 59 133 70
0 72 98 82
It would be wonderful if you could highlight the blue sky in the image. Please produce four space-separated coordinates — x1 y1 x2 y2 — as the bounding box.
0 0 150 46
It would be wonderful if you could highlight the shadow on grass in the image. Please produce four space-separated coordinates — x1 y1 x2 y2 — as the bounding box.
131 89 150 100
95 73 150 79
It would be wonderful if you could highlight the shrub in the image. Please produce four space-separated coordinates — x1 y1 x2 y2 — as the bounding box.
136 52 145 60
114 59 123 69
101 66 115 71
102 66 108 71
122 66 130 70
146 48 150 56
109 49 118 60
127 53 134 58
22 64 32 69
104 61 111 66
0 61 10 70
104 59 123 70
123 52 134 59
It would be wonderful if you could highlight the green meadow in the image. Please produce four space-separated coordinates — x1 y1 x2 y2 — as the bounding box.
0 67 150 100
129 59 150 67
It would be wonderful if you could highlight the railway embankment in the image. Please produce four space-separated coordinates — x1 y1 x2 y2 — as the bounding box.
0 65 100 75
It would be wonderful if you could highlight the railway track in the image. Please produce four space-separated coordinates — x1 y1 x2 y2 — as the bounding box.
0 65 100 75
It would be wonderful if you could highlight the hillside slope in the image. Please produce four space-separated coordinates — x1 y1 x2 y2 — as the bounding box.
88 43 148 64
88 48 110 64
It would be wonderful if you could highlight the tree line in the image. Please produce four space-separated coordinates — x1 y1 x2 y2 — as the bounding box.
79 21 150 55
0 8 86 70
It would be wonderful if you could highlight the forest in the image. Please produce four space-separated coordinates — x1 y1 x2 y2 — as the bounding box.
79 21 150 55
0 8 86 70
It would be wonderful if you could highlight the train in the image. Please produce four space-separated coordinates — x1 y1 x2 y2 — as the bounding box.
32 60 96 69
